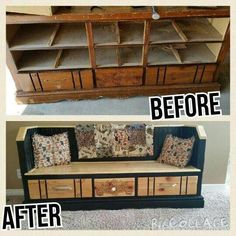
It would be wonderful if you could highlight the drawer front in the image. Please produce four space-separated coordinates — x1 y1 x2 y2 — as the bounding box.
28 180 40 199
138 176 199 196
94 178 135 197
38 71 74 91
155 176 181 195
46 179 75 199
165 65 197 85
95 67 143 88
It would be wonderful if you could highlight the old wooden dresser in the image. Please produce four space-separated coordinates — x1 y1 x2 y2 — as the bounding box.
16 125 206 210
7 6 230 104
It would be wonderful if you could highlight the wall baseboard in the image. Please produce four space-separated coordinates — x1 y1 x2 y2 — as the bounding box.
6 189 24 196
6 184 230 197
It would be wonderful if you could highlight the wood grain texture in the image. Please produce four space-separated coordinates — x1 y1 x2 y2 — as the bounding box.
16 82 221 104
187 176 198 195
138 177 148 196
148 177 154 196
81 179 93 198
80 70 94 89
75 179 81 198
157 66 166 85
28 180 40 199
25 161 201 176
181 176 187 195
46 179 75 199
145 67 158 85
94 178 135 197
30 73 42 91
17 74 35 92
96 67 143 88
39 180 47 199
201 64 217 83
194 65 205 83
72 71 81 89
38 71 74 91
155 176 181 196
165 65 197 85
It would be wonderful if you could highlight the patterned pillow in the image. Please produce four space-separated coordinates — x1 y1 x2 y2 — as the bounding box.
52 132 71 165
158 134 195 168
94 124 113 158
75 124 97 159
32 132 71 168
127 124 147 156
32 134 54 168
112 124 129 157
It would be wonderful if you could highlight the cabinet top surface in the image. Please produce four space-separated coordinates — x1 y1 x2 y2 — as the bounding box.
25 161 201 176
6 6 230 24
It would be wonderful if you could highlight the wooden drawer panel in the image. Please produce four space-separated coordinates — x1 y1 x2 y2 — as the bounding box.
138 177 148 196
28 180 40 199
165 65 197 85
38 71 74 91
187 176 198 195
81 178 93 198
94 178 135 197
155 177 181 196
201 64 217 83
18 74 35 92
46 179 75 199
95 67 143 88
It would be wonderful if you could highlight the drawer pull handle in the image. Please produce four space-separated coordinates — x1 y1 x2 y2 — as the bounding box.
111 186 117 192
53 186 72 191
159 183 177 188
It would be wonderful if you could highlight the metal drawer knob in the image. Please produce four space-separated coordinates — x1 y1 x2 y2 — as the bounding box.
111 186 117 192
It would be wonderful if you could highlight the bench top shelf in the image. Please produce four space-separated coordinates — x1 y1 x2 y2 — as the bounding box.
25 161 201 176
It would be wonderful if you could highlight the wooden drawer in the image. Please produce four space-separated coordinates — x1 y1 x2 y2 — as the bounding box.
28 180 40 199
94 178 135 197
155 176 181 195
38 71 74 91
165 65 197 85
95 67 143 88
46 179 75 199
138 176 199 196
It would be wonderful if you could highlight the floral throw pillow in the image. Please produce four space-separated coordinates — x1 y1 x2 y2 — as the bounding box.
158 134 195 168
75 124 97 159
53 132 71 165
32 132 71 168
32 134 54 168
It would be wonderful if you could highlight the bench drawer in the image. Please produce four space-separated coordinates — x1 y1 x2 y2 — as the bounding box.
38 71 74 91
94 178 135 197
46 179 75 199
155 176 181 195
95 67 143 88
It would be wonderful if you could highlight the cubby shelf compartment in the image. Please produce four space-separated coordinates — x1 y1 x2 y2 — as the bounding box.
148 43 219 66
93 22 119 45
150 20 184 44
10 23 88 50
119 22 144 44
120 47 142 66
17 48 90 72
95 47 118 67
175 18 224 42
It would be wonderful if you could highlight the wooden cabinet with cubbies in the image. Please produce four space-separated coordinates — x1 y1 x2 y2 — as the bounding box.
6 6 230 103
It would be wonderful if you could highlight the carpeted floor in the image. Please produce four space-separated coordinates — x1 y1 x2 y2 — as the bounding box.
60 188 230 230
8 186 229 230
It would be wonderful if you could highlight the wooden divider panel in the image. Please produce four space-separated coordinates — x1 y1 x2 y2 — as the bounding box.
28 180 40 199
81 178 93 198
